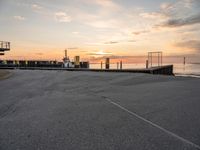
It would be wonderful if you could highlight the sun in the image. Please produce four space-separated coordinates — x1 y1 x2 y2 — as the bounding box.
96 50 112 55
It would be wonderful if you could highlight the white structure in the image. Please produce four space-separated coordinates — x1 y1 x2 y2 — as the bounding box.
63 49 74 68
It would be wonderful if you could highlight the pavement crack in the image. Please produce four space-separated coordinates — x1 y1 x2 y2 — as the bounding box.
101 96 200 150
0 102 18 119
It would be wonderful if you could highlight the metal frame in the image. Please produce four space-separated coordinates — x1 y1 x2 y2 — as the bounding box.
148 51 163 68
0 41 10 53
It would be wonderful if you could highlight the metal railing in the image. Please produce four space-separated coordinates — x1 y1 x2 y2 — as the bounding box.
0 41 10 50
89 62 146 70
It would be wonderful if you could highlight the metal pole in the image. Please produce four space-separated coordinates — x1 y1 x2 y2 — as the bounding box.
146 60 148 69
184 57 186 65
101 61 103 69
120 61 122 70
147 52 149 66
105 58 110 69
117 62 119 69
65 49 67 58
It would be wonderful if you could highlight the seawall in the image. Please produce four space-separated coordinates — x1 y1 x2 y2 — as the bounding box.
0 65 174 75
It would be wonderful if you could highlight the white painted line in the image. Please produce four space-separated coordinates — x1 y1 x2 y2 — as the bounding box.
104 97 200 149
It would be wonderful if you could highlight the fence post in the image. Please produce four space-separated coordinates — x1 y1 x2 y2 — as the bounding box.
105 58 110 69
117 62 119 69
120 61 122 70
146 60 149 69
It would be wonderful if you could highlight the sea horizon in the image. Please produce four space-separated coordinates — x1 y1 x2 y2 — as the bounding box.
89 63 200 77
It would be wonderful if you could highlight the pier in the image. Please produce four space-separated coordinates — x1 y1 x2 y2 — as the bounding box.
0 65 174 75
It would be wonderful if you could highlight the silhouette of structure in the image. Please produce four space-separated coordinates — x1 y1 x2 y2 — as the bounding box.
74 56 80 68
0 41 10 55
62 50 89 68
184 57 186 65
105 58 110 69
120 61 122 70
148 51 163 68
63 49 74 68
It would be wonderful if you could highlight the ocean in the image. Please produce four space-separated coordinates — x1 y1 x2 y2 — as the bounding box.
173 63 200 77
89 63 200 77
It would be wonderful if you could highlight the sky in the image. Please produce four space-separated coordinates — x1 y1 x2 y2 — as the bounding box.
0 0 200 63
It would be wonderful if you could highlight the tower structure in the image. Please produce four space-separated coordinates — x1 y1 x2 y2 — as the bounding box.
63 49 73 68
0 41 10 55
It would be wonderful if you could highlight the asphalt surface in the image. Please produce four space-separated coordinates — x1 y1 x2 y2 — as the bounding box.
0 70 200 150
0 70 11 80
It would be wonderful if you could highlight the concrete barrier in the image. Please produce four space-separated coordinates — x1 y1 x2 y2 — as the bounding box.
0 65 174 75
150 65 173 75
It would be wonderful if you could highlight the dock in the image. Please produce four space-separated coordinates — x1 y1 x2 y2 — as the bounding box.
0 65 173 75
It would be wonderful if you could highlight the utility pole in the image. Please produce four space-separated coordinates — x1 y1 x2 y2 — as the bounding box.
184 57 186 65
65 49 67 58
120 60 122 70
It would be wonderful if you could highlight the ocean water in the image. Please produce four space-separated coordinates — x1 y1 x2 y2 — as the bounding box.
173 63 200 77
89 63 200 77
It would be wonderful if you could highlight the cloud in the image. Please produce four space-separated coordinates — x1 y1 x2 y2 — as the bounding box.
158 13 200 28
55 12 71 23
67 47 78 50
32 4 43 11
160 2 174 11
87 51 112 56
160 0 195 14
182 0 194 8
127 40 136 43
104 40 136 44
72 32 79 35
155 0 200 28
175 40 200 51
132 30 149 35
104 41 119 44
102 55 145 59
78 0 122 29
13 15 25 21
139 12 166 19
35 53 43 55
85 42 104 46
86 0 120 11
85 19 118 28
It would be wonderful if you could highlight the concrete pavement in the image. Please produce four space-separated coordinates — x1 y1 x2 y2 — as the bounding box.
0 70 200 150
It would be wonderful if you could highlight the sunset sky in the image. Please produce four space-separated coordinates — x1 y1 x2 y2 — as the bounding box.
0 0 200 63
